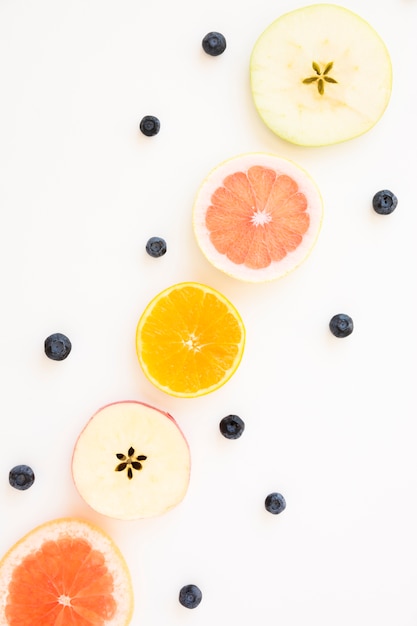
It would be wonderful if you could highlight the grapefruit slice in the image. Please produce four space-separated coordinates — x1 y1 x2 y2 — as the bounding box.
136 282 245 397
72 401 191 520
250 4 392 146
0 518 133 626
193 153 322 282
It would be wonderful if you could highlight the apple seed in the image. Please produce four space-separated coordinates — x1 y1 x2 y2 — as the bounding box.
115 447 147 479
302 61 338 95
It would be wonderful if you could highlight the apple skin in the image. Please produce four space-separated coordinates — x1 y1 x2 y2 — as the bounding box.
71 400 191 521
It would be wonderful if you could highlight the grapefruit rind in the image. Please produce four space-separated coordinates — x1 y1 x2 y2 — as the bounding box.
136 282 246 398
0 517 134 626
249 4 392 146
192 153 323 282
72 401 191 520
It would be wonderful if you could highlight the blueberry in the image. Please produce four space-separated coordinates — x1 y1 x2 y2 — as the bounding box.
265 492 286 515
372 189 398 215
146 236 167 258
219 414 245 439
179 584 202 609
202 31 227 56
44 333 72 360
139 115 160 137
9 465 35 490
329 313 354 338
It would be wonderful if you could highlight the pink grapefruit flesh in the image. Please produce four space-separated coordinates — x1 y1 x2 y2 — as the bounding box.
0 518 134 626
193 153 323 282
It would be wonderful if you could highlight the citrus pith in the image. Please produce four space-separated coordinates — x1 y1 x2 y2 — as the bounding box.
0 518 134 626
136 282 245 398
193 153 323 282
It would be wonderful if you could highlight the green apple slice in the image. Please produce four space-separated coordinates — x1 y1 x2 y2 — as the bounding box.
72 401 191 520
250 4 392 146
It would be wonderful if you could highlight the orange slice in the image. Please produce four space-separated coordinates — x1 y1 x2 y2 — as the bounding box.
193 153 323 282
0 518 134 626
136 282 245 398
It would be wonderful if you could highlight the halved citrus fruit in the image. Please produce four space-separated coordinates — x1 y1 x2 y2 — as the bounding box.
0 518 133 626
72 401 191 520
136 282 245 398
193 153 323 282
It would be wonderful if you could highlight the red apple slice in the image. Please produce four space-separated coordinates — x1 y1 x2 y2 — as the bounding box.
72 401 191 520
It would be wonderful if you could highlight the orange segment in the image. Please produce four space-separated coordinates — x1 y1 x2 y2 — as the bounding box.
0 519 133 626
193 153 323 282
136 282 245 398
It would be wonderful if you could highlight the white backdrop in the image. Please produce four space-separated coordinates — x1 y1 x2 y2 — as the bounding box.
1 1 416 624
